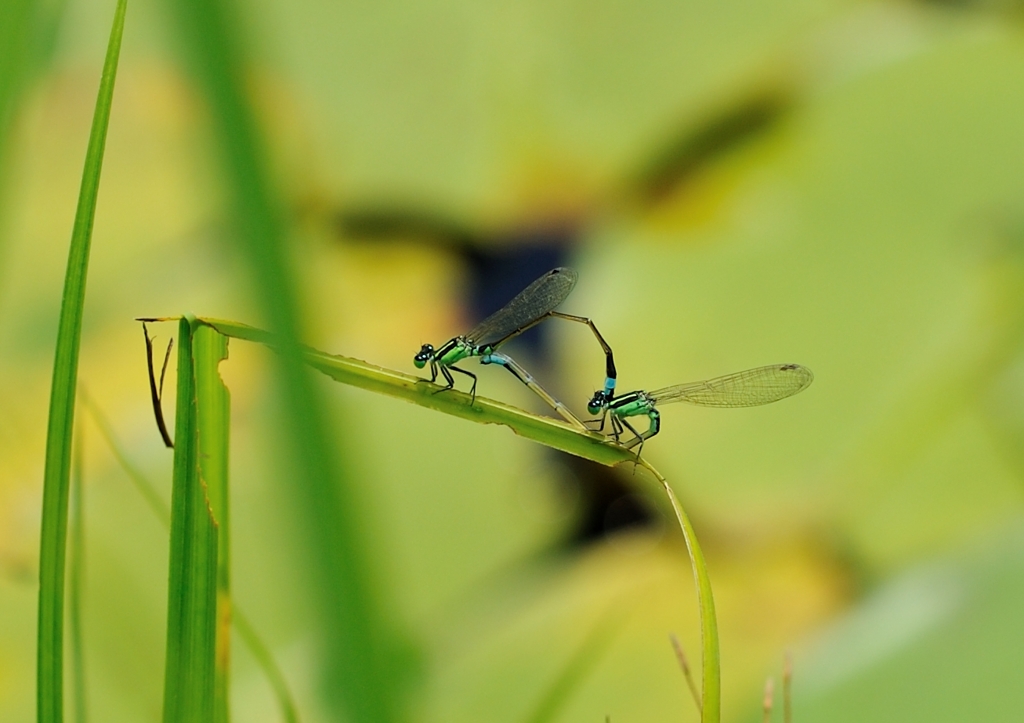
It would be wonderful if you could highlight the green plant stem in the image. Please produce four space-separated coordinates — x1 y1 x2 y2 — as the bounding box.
36 1 126 720
639 460 720 723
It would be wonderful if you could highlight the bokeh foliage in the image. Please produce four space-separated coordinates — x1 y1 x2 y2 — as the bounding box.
4 0 1024 722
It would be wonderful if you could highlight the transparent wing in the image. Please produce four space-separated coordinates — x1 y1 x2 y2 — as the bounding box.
649 364 813 407
465 267 578 347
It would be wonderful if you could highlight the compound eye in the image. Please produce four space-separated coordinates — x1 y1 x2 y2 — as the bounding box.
414 344 434 367
413 342 434 360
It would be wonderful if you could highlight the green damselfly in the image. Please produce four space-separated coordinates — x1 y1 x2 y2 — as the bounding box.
586 363 813 452
414 267 616 429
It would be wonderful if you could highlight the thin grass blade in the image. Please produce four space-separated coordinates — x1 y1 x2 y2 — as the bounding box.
36 1 127 720
639 460 720 723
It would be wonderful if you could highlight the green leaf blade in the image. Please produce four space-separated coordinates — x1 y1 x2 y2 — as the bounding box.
642 462 721 723
199 317 635 467
193 324 232 723
85 387 302 723
162 317 220 723
35 1 127 720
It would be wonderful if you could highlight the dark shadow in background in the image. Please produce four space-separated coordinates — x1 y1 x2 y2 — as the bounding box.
329 84 794 553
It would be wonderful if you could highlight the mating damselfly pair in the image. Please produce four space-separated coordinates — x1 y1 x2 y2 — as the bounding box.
414 267 812 452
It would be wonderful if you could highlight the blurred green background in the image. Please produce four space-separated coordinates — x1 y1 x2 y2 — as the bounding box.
4 0 1024 721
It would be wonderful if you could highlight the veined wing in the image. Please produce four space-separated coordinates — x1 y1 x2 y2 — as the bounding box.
648 364 813 407
465 267 578 347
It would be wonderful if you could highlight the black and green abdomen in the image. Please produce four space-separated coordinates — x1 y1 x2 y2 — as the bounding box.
436 337 474 366
609 391 655 419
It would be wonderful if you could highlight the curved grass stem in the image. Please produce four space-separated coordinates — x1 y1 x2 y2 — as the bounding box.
639 460 720 723
187 315 722 723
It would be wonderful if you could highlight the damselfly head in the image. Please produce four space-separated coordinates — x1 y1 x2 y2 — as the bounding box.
414 343 435 369
587 390 607 415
